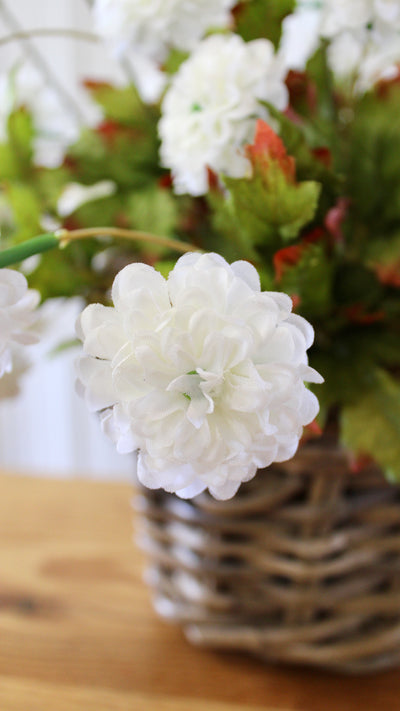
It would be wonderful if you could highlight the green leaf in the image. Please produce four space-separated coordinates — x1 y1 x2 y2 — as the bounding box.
67 126 159 189
154 260 176 278
7 108 34 169
84 82 147 125
280 242 333 316
224 168 321 246
344 86 400 234
341 369 400 483
0 143 19 180
126 185 178 243
6 183 42 242
235 0 295 46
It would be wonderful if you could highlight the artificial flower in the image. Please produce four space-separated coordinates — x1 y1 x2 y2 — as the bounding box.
159 33 289 195
77 252 322 500
0 269 40 385
280 0 400 91
92 0 236 102
0 64 79 167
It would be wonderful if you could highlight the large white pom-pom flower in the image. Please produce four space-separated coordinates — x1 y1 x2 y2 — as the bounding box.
159 34 289 196
0 269 40 388
92 0 236 102
77 253 323 500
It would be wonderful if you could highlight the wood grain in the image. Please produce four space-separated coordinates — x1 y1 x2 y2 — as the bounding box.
0 473 399 711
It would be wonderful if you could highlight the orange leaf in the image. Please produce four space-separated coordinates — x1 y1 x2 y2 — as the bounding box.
246 119 296 182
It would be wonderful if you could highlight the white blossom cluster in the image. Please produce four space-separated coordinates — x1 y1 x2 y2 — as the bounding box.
280 0 400 92
159 33 289 196
77 253 322 500
92 0 237 102
0 269 40 398
0 65 79 167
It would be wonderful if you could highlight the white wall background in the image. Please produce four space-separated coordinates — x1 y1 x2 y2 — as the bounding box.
0 0 134 480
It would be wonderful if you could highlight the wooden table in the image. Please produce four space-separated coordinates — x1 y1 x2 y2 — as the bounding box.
1 473 399 711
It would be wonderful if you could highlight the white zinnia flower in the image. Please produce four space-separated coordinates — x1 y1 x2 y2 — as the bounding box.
0 269 40 390
159 34 289 196
92 0 236 102
77 252 322 500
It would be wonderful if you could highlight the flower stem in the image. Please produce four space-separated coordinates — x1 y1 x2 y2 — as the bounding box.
0 233 59 268
57 227 197 254
0 227 197 268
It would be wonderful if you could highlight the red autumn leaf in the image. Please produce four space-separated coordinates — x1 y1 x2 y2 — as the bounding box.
344 303 385 324
303 227 325 245
158 173 173 190
96 119 121 145
290 293 301 311
312 146 332 168
273 244 303 281
273 229 324 282
246 119 296 182
285 70 318 115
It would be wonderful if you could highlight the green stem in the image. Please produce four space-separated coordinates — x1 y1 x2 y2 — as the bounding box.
0 233 59 268
0 227 198 268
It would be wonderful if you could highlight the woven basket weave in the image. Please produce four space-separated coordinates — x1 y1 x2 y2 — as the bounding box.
136 438 400 673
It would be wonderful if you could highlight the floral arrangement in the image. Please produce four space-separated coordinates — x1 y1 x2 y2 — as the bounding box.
0 0 399 496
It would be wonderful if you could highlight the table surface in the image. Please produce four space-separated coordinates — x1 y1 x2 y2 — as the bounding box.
1 473 400 711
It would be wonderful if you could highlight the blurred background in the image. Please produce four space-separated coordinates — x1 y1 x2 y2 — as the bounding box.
0 0 133 480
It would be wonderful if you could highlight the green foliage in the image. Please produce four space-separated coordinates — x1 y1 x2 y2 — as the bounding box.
7 109 34 170
126 185 179 254
223 169 320 246
0 143 20 181
341 370 400 483
280 242 333 317
235 0 295 46
84 82 148 126
344 87 400 236
66 125 159 189
154 260 176 278
333 262 383 308
5 183 42 243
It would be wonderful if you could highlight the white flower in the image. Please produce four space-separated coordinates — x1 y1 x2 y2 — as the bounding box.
279 0 400 92
57 181 117 218
319 0 372 37
76 252 322 500
0 65 79 167
93 0 235 56
158 34 289 196
92 0 236 102
374 0 400 30
0 269 40 390
280 7 322 71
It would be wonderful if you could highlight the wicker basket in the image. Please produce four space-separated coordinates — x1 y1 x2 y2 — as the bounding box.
135 438 400 673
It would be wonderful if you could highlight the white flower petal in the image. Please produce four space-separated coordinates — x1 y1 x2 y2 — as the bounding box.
77 252 323 499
